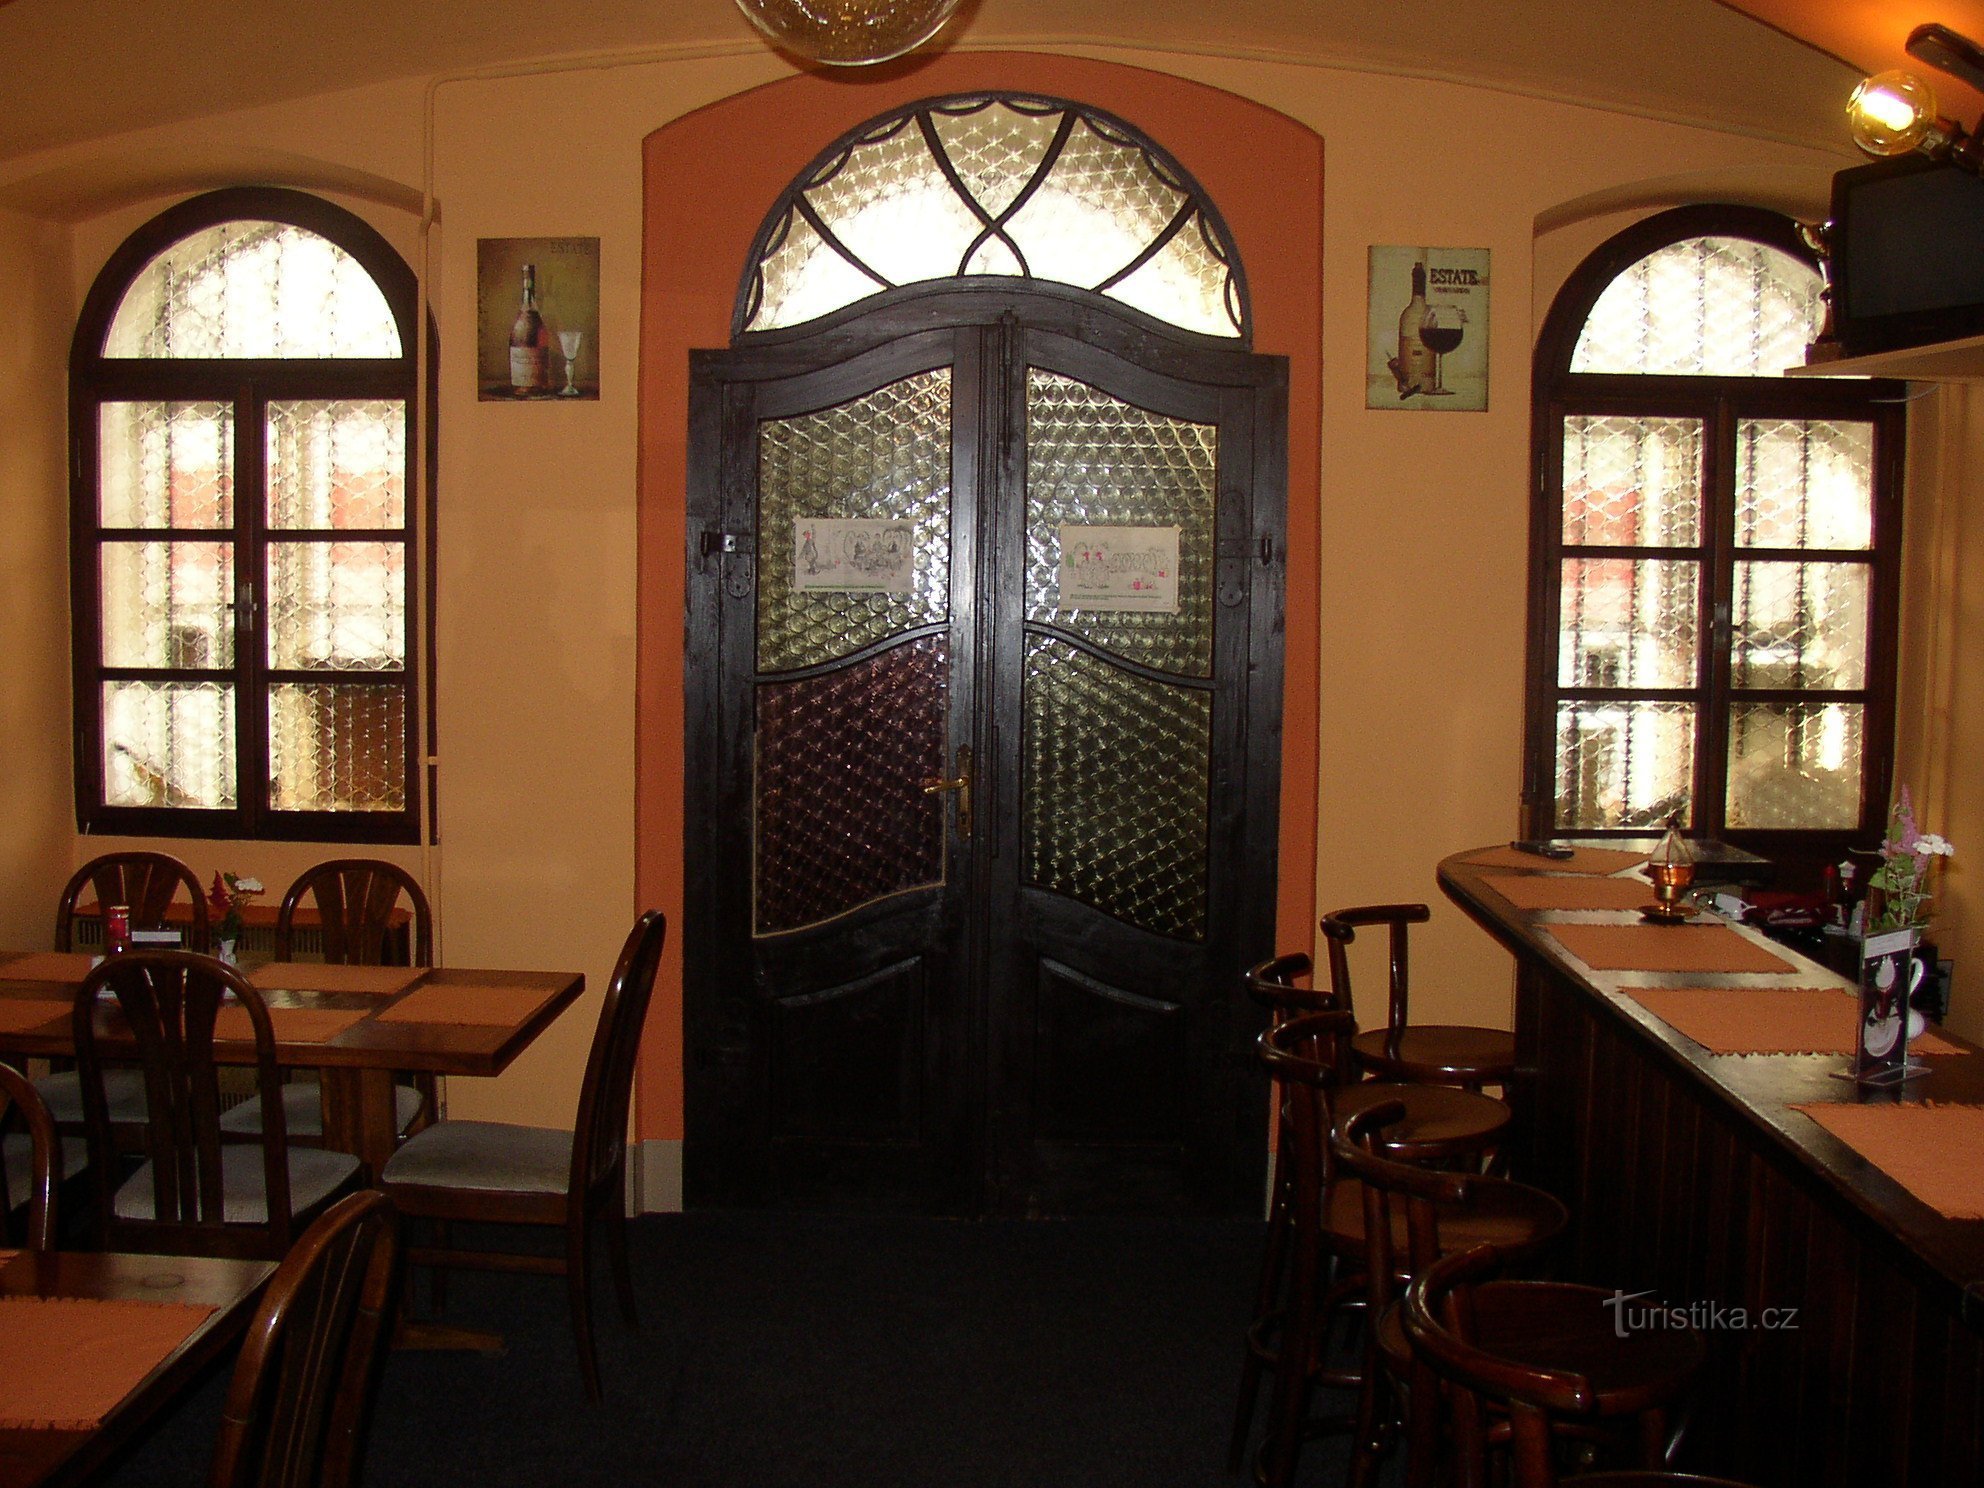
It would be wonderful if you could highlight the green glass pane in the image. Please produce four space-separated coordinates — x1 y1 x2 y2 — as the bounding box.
1023 635 1209 941
1026 370 1216 678
756 369 951 672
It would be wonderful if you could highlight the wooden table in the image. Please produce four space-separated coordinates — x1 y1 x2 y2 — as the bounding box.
1439 846 1984 1488
0 1249 273 1488
0 960 585 1173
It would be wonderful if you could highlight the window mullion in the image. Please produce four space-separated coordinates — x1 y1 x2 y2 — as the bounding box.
239 381 271 836
1698 397 1738 837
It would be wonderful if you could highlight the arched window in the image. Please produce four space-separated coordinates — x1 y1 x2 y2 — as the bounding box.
1525 205 1904 877
71 188 422 841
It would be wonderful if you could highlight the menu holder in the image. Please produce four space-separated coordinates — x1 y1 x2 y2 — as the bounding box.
1848 928 1930 1086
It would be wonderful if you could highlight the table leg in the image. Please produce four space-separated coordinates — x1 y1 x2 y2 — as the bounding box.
317 1068 400 1178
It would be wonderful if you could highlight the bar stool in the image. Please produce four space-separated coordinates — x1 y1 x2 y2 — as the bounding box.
1326 904 1517 1089
1228 956 1514 1474
1404 1243 1716 1488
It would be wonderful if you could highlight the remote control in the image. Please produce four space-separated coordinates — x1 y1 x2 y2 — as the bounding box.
1510 839 1576 860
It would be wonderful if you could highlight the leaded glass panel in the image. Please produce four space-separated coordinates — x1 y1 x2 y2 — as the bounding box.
1735 419 1874 551
1023 635 1209 940
1570 236 1821 376
100 541 235 669
268 683 406 811
105 221 400 359
100 402 234 529
1561 416 1702 547
102 680 236 809
1553 700 1695 831
267 400 407 529
1727 702 1863 829
1026 370 1216 677
756 369 951 674
1558 558 1698 689
754 636 950 935
1731 561 1868 690
269 543 406 671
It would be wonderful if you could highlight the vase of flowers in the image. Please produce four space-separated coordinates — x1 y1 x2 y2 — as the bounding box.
1865 786 1954 934
207 872 263 965
1854 789 1952 1082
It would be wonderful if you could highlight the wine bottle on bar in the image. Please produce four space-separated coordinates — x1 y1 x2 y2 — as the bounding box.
510 264 550 394
1393 258 1432 398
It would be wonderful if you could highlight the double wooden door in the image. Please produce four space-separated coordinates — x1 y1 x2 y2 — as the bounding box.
684 297 1285 1215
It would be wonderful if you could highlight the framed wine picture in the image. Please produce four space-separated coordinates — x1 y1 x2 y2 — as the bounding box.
476 236 600 401
1366 245 1490 412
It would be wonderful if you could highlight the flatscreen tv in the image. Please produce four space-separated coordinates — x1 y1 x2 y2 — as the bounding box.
1829 154 1984 357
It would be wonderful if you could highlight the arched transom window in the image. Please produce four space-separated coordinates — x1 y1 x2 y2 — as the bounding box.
737 93 1248 342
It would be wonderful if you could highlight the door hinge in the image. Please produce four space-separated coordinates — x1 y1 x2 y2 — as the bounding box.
701 530 756 597
700 530 752 560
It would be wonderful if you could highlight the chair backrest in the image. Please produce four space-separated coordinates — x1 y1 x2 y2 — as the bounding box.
1330 1099 1482 1305
0 1061 58 1249
209 1189 399 1488
75 950 295 1255
570 911 667 1202
57 851 211 953
1244 951 1339 1023
277 859 432 966
1321 902 1429 1046
1257 1008 1360 1201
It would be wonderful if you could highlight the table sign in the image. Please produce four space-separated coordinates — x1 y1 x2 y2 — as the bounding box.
1854 928 1927 1085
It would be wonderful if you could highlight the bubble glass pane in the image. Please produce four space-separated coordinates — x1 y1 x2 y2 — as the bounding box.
101 542 235 668
804 117 983 291
756 369 951 674
1554 700 1696 831
105 221 398 359
268 684 405 811
1727 702 1863 829
1023 635 1210 941
268 542 406 671
102 680 236 809
99 402 234 529
1561 416 1703 547
267 401 406 530
1735 419 1874 551
1026 370 1216 677
1558 558 1698 689
1731 561 1869 690
1570 236 1821 376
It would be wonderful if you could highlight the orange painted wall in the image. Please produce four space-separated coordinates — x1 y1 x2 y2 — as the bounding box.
634 54 1325 1142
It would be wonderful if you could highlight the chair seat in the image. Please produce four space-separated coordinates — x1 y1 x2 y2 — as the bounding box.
381 1119 571 1197
3 1129 87 1212
36 1067 148 1126
115 1144 360 1224
1352 1025 1517 1086
1464 1280 1706 1412
1335 1080 1511 1159
1324 1173 1567 1269
219 1081 425 1139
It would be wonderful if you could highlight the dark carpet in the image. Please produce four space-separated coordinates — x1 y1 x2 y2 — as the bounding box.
94 1210 1381 1487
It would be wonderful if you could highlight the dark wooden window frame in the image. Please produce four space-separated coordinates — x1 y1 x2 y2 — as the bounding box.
1523 204 1907 884
69 187 432 844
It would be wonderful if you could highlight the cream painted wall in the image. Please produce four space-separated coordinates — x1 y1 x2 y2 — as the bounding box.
0 40 1871 1163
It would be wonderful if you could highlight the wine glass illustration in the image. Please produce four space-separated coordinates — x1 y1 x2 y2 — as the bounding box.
557 329 584 397
1418 305 1466 396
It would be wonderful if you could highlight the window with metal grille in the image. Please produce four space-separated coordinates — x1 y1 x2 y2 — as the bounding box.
71 188 423 842
1525 205 1904 879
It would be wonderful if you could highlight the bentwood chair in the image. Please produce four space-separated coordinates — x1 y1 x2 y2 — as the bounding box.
74 951 365 1261
381 910 666 1400
41 850 213 1134
0 1061 63 1248
1324 905 1517 1090
209 1189 400 1488
221 859 434 1146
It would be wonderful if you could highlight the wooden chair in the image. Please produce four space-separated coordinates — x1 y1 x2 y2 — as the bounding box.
0 1061 62 1248
1325 905 1517 1090
74 950 364 1260
1230 955 1513 1474
1399 1239 1711 1487
380 909 666 1400
209 1189 400 1488
221 859 433 1145
41 850 212 1133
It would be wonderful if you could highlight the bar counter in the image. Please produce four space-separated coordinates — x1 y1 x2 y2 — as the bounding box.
1438 847 1984 1488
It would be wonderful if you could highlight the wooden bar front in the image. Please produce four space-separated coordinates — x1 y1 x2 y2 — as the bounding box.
1439 849 1984 1488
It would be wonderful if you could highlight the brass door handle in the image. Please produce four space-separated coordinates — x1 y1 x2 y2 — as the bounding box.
922 745 973 841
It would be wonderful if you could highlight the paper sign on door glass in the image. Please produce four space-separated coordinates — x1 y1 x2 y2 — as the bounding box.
792 518 916 595
1056 525 1180 613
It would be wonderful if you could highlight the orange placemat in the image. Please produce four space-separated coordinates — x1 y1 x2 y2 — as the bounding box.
250 963 423 997
1483 874 1657 912
1792 1102 1984 1220
374 982 555 1028
1546 921 1797 975
0 1295 216 1428
0 952 96 982
1626 985 1966 1057
0 999 72 1036
1459 845 1647 876
213 1005 367 1045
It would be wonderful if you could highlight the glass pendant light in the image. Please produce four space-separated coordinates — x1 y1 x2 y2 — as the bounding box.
732 0 964 66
